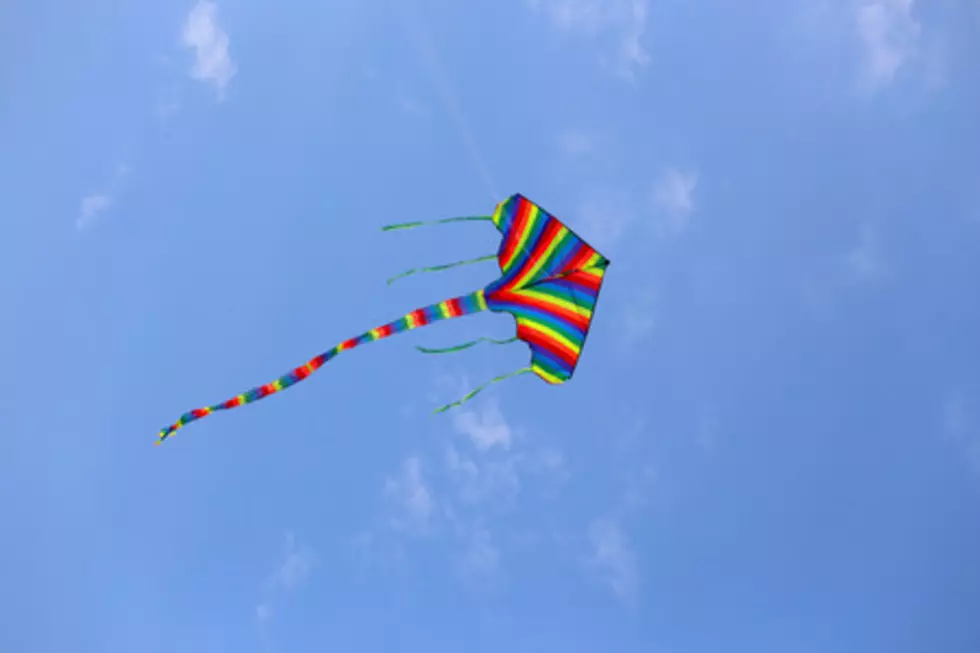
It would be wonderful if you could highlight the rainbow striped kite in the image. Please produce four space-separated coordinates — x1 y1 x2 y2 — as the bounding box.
156 194 610 444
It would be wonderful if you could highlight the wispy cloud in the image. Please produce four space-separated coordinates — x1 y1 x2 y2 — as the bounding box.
856 0 921 91
385 456 435 532
651 168 698 234
183 1 237 98
529 0 650 80
588 518 639 603
255 532 317 627
76 163 129 231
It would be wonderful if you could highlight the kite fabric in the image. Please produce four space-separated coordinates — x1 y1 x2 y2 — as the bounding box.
155 193 610 445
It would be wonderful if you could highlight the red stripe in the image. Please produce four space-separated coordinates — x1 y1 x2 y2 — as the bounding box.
376 323 393 339
309 354 327 369
192 408 208 418
517 323 578 367
499 198 532 270
561 268 602 292
410 308 428 326
447 298 462 317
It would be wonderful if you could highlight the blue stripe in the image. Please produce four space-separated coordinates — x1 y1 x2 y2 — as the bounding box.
488 300 586 341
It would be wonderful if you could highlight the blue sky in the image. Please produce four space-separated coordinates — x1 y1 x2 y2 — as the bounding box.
2 0 980 650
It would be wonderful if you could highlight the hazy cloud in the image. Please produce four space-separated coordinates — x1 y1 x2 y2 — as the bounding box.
651 168 698 233
385 456 435 531
589 518 639 603
255 532 317 626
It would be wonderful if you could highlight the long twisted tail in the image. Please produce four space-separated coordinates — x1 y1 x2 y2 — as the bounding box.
155 290 489 444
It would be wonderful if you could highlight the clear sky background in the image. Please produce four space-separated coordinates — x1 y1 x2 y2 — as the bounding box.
2 0 979 651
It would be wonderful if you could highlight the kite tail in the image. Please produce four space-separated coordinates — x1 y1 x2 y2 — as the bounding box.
155 290 490 445
416 335 518 354
380 215 492 231
386 254 497 286
433 366 534 413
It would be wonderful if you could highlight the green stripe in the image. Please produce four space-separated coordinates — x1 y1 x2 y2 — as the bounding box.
416 336 518 354
433 367 532 414
380 215 493 231
386 254 497 286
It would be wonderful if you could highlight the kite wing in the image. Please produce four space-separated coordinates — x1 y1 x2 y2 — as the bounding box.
483 194 610 384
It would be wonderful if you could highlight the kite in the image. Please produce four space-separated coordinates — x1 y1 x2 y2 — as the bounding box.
155 193 610 444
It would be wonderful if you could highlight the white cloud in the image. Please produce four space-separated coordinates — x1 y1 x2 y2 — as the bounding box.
588 519 639 603
385 456 435 531
651 168 697 233
76 163 130 231
529 0 650 79
77 195 112 230
255 531 317 627
268 532 317 591
183 1 237 97
856 0 920 90
452 400 513 452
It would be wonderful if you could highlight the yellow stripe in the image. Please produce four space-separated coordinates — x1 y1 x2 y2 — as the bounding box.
511 204 540 267
531 363 564 385
517 318 579 357
272 379 284 391
474 289 488 311
492 201 507 228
